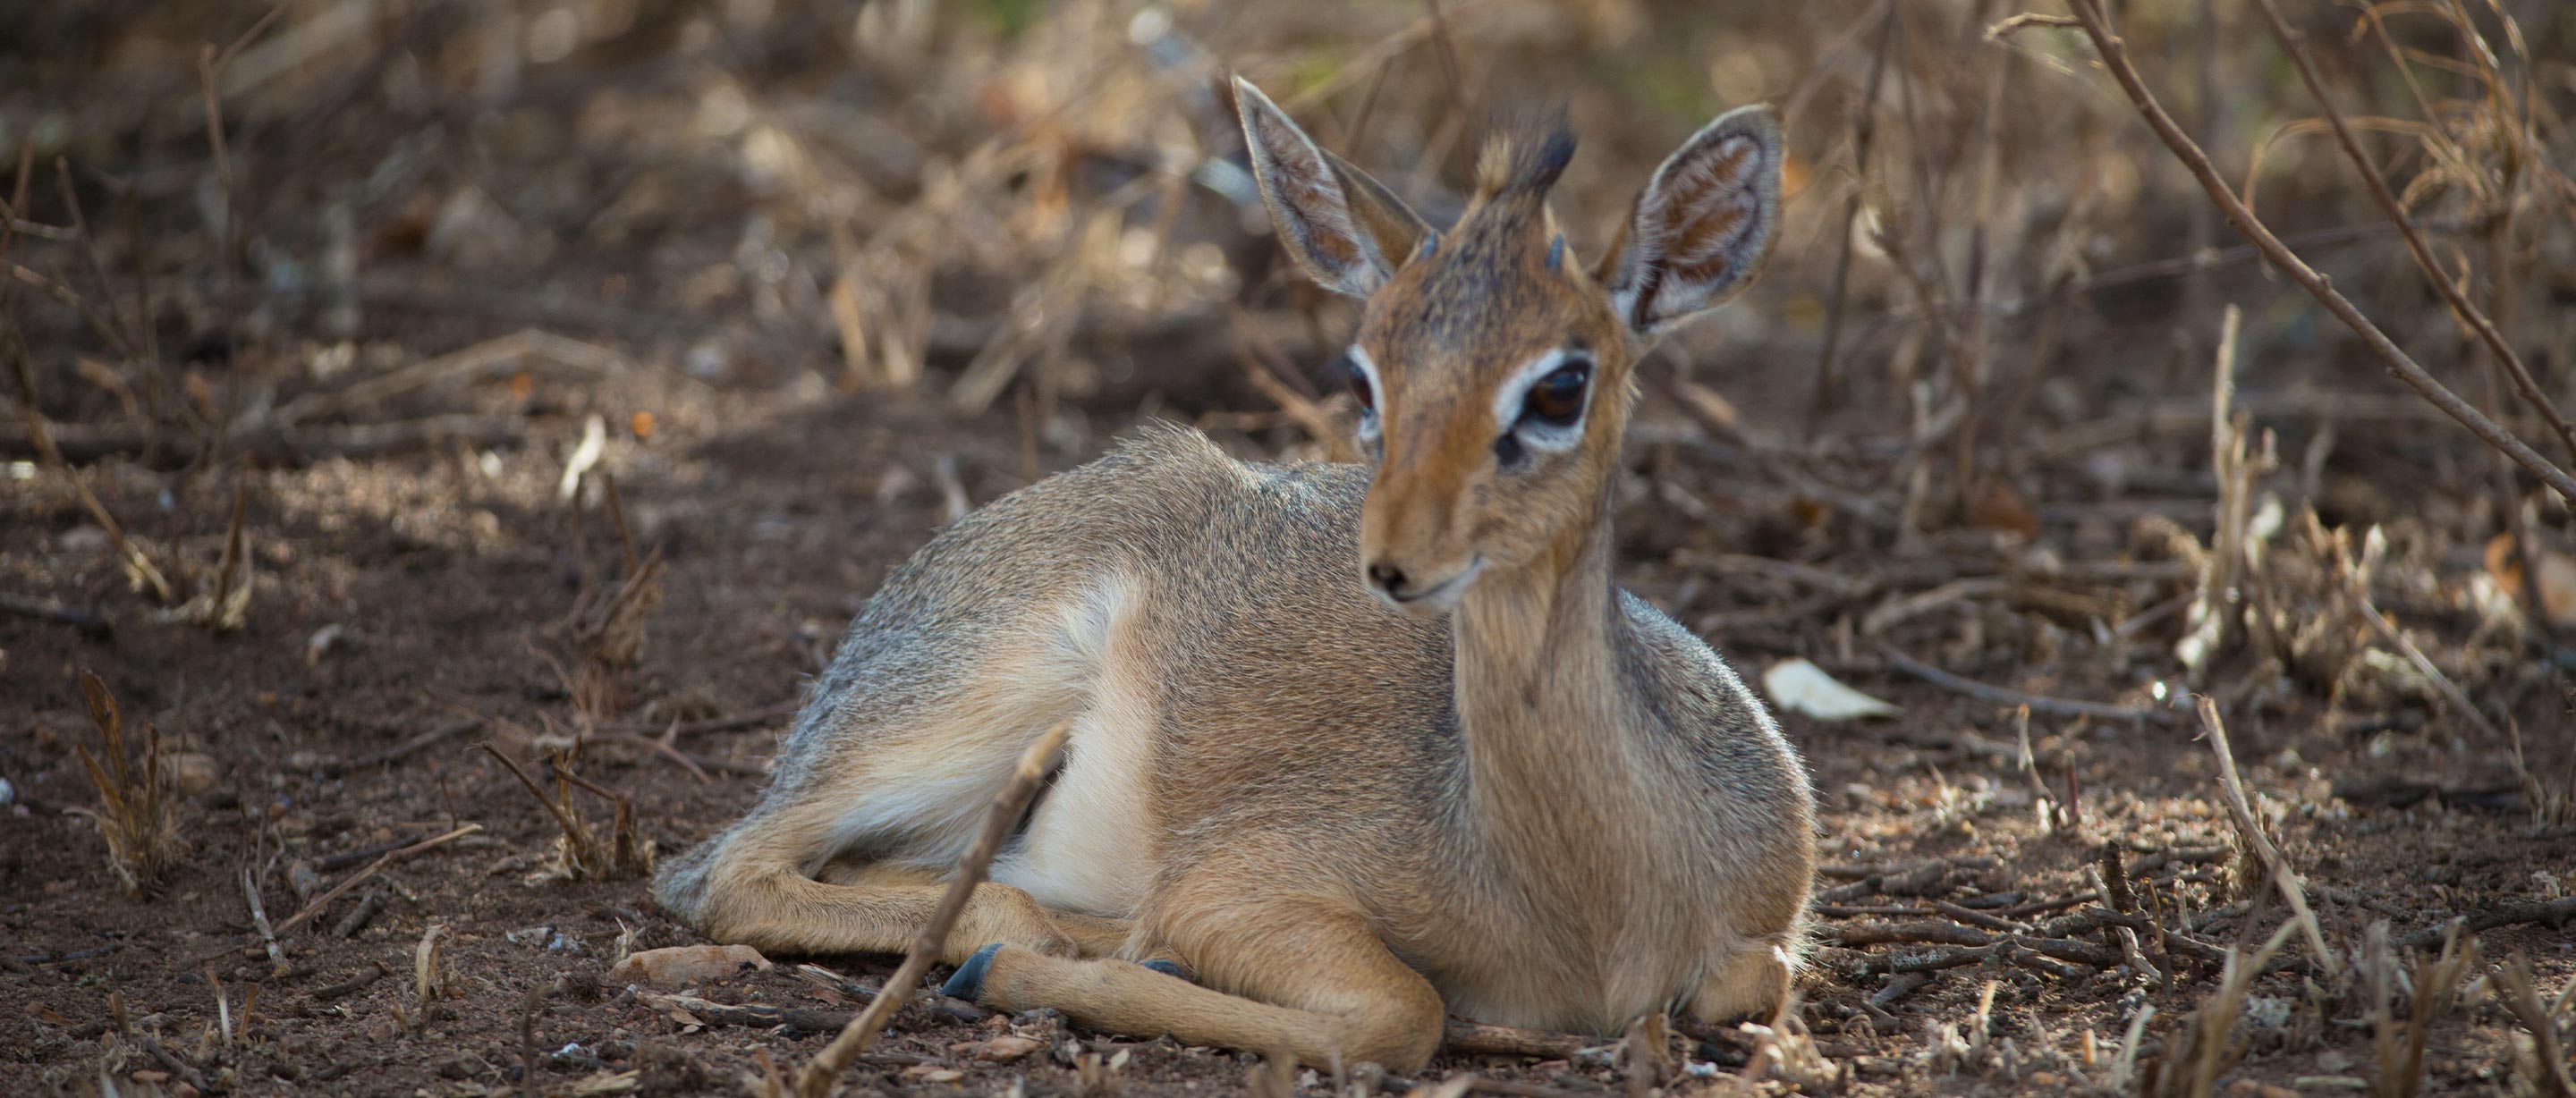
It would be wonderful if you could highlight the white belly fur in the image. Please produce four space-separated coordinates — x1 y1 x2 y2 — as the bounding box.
987 573 1158 916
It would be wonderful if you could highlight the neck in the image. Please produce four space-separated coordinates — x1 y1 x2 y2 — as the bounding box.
1447 493 1645 859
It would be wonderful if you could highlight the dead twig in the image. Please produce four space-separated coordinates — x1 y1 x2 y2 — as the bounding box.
640 992 872 1037
340 718 484 772
242 866 286 976
0 591 112 639
0 414 530 465
2337 562 2504 742
310 961 388 1001
599 700 799 738
1440 1018 1609 1060
521 980 554 1098
1806 2 1898 433
1869 971 1935 1010
271 328 623 427
4 321 177 603
273 824 481 938
2394 898 2576 950
791 720 1073 1098
139 1036 212 1096
330 889 387 939
1876 644 2175 723
479 743 653 881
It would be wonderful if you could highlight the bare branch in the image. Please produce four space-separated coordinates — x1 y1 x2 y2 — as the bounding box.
2060 0 2576 506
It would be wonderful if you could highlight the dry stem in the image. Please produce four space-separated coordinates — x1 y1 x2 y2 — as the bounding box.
272 824 482 937
791 720 1072 1098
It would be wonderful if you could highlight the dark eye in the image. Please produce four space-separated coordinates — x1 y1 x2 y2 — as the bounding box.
1343 355 1375 413
1520 359 1590 428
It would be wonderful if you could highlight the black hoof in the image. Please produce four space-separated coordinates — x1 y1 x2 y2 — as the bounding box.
942 943 1004 1001
1141 959 1192 982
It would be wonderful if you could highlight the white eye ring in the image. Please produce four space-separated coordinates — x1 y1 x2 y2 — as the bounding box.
1347 345 1385 442
1491 348 1590 452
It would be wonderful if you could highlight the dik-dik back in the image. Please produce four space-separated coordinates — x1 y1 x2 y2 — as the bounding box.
653 78 1815 1069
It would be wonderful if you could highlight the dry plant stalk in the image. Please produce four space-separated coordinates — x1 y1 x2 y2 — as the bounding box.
2360 921 2481 1098
791 721 1073 1098
479 744 654 882
69 670 184 897
559 474 665 722
2333 530 2503 742
2106 1004 2157 1093
163 482 254 631
2179 305 2253 682
2507 721 2575 827
412 923 447 1030
2492 954 2576 1098
2148 922 2301 1098
2059 0 2576 507
2195 697 2334 976
4 307 176 605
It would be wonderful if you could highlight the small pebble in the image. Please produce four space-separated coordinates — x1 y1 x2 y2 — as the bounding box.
164 752 222 797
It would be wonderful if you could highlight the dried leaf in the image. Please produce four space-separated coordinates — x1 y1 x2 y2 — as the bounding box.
1762 659 1900 721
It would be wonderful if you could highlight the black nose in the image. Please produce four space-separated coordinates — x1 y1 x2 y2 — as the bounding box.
1368 562 1409 595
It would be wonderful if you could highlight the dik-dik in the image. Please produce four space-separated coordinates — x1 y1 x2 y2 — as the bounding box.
655 79 1816 1069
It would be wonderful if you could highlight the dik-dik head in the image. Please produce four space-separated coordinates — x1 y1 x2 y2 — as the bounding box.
1232 78 1784 616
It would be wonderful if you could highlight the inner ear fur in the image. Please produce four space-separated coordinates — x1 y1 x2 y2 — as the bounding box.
1596 105 1784 336
1233 76 1429 298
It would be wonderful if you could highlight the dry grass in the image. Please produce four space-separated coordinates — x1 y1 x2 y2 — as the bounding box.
2492 955 2576 1098
66 670 183 899
2509 720 2576 827
555 473 665 724
2358 922 2482 1098
2141 923 2301 1098
479 743 655 883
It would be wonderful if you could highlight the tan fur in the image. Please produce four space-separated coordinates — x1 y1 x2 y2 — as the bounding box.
652 82 1815 1070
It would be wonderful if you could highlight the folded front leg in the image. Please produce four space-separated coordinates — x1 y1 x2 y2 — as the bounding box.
943 903 1445 1069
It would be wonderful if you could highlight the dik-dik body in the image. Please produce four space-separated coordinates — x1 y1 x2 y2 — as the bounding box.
654 80 1816 1069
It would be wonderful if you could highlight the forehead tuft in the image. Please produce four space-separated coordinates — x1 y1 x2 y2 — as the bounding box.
1366 196 1588 361
1474 119 1577 201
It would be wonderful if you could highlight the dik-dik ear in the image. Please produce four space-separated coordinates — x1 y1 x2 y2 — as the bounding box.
1596 105 1783 337
1233 76 1429 299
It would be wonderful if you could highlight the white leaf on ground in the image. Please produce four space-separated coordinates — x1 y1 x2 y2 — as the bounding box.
1761 659 1900 721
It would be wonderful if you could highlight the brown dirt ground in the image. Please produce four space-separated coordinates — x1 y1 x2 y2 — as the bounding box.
6 359 2572 1096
